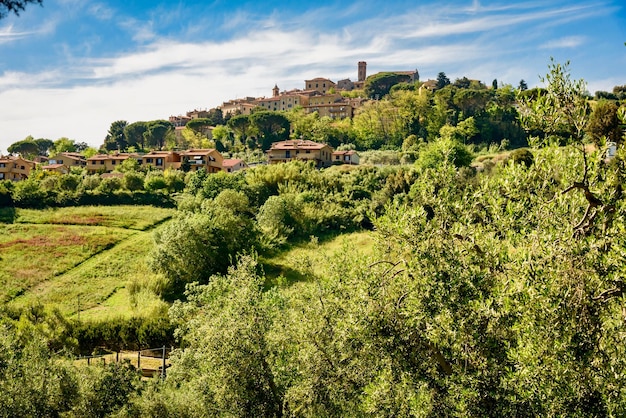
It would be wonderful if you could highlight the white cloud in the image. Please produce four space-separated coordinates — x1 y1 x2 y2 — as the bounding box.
0 1 621 153
540 36 586 49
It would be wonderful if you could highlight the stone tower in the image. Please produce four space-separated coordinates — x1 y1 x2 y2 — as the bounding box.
358 61 367 82
272 84 279 97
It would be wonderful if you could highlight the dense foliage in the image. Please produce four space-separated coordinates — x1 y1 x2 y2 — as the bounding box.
1 60 625 416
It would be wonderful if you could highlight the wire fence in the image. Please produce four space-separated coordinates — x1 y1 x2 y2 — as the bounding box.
76 346 174 378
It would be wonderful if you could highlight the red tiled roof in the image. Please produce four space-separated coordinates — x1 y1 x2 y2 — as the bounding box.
180 148 217 156
42 164 66 169
222 159 244 167
269 140 329 151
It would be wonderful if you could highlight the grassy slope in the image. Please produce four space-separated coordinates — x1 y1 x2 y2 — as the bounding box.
261 231 377 287
2 205 376 321
3 206 175 319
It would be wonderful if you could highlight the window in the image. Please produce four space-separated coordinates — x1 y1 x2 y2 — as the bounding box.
306 150 311 154
0 163 5 168
112 160 116 165
146 158 153 163
0 173 4 179
156 158 163 166
100 160 104 165
92 161 96 165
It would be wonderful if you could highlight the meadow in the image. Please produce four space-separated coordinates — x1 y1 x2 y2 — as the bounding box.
1 204 373 321
1 206 175 318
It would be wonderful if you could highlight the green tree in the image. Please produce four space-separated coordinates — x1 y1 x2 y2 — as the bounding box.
122 171 145 191
167 255 284 417
73 362 140 417
52 137 77 154
519 79 528 91
352 99 405 149
364 72 414 99
436 71 450 89
250 111 291 151
518 58 590 145
124 121 148 150
7 137 39 159
33 138 54 155
0 326 78 416
143 120 174 150
149 189 257 291
227 114 255 145
585 100 621 145
0 0 41 19
104 120 128 151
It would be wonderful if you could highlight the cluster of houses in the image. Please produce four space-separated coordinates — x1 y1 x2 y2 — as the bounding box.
5 61 425 182
170 61 420 126
0 140 359 182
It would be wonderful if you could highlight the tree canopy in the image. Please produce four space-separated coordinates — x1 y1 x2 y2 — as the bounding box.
0 0 41 19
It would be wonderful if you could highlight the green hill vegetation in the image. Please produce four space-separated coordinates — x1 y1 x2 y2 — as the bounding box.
0 61 625 416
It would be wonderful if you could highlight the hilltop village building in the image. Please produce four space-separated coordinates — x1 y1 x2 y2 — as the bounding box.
0 155 35 180
213 61 418 120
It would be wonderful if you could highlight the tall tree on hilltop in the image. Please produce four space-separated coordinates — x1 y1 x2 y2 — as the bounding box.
104 120 128 151
124 121 148 150
436 72 451 89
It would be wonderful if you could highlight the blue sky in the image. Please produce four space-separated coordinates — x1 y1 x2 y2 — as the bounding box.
0 0 624 151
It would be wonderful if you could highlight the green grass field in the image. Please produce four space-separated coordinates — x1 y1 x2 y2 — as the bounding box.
1 206 174 318
6 205 175 230
261 231 377 287
1 204 375 322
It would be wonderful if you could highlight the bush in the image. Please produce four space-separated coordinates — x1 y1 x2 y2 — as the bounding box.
123 171 145 191
144 172 167 192
98 177 123 194
509 148 534 168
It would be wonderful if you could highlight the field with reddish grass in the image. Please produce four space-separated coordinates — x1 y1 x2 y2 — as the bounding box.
0 206 175 317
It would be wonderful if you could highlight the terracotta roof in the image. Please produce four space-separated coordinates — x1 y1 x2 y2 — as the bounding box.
306 77 335 83
222 159 245 167
269 140 329 151
87 153 138 161
332 150 358 156
42 164 66 169
180 149 217 156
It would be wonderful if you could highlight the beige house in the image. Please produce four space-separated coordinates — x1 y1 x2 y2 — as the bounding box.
219 97 258 116
267 140 334 168
222 159 248 173
0 155 35 181
47 152 87 168
180 149 223 173
305 78 336 94
41 164 70 174
140 150 182 170
332 150 360 165
86 153 140 173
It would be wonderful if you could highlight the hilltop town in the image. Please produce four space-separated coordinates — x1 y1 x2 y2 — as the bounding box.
1 61 422 180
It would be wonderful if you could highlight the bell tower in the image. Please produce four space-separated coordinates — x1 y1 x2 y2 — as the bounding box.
358 61 367 82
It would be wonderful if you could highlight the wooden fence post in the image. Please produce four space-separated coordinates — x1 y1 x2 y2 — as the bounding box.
161 346 166 379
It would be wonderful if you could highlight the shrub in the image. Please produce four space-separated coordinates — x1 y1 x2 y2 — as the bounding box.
123 171 145 191
510 148 534 168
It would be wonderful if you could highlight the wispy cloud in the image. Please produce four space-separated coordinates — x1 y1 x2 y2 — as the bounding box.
0 0 622 152
540 36 586 49
0 25 33 43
